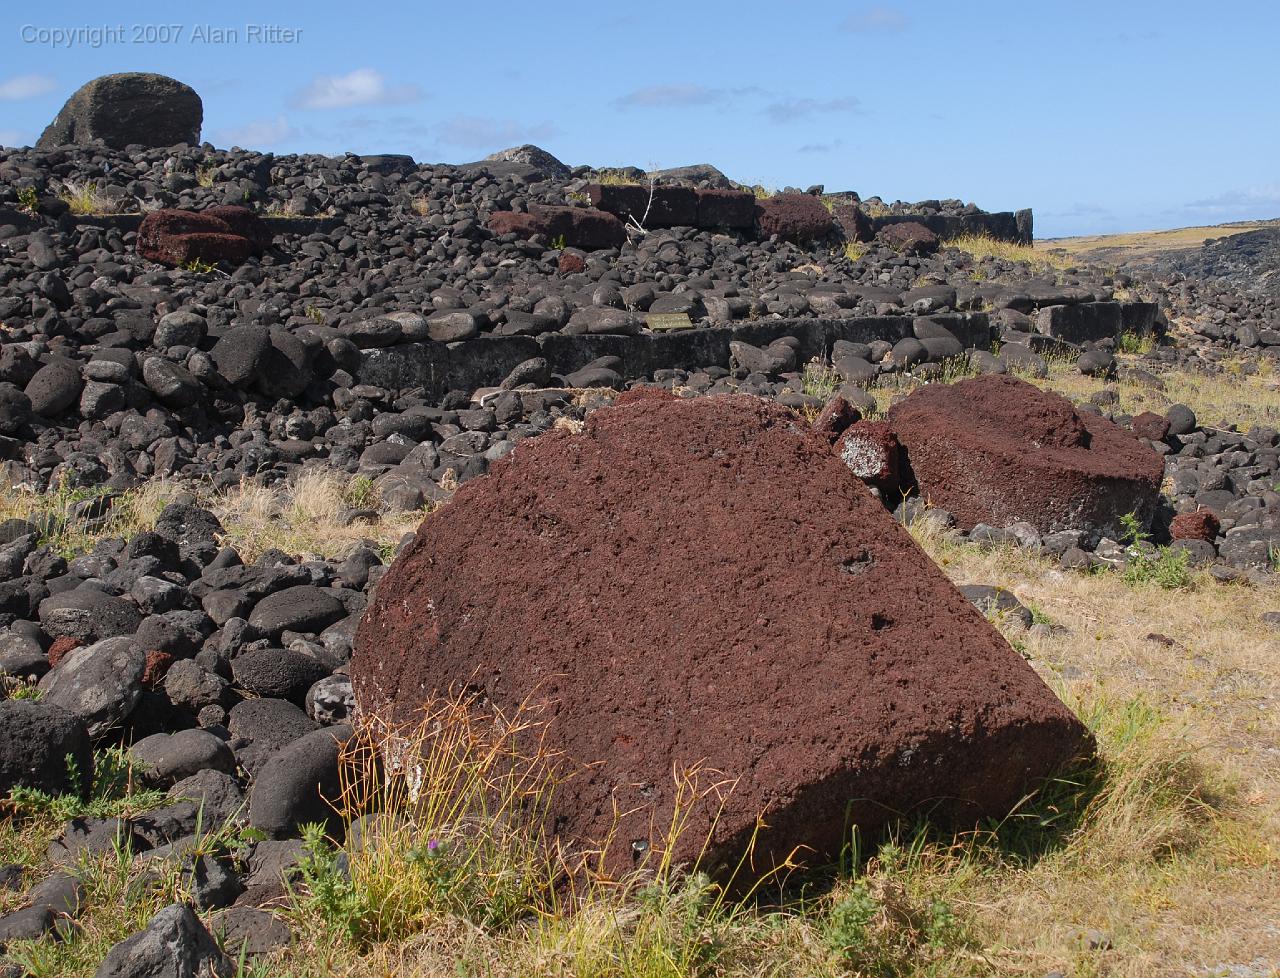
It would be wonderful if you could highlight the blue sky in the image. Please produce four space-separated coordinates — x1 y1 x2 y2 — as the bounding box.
2 0 1276 237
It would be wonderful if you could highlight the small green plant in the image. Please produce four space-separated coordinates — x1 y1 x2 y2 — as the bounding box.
342 475 378 510
303 305 327 325
1026 601 1054 627
16 186 38 212
1122 545 1194 590
179 257 217 274
195 163 217 188
843 241 869 262
1118 510 1149 547
565 190 590 203
6 748 167 824
550 233 567 250
6 680 41 701
801 358 841 401
1118 330 1156 355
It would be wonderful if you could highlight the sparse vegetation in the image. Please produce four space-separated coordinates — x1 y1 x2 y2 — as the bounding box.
843 241 869 262
594 169 644 187
946 233 1074 272
1121 545 1195 590
0 465 1274 976
55 180 115 216
195 163 218 188
178 256 218 274
801 358 841 401
16 186 38 212
1117 330 1157 355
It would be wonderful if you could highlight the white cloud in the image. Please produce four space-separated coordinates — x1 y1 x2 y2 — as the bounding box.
215 116 298 148
798 139 846 154
841 5 910 32
294 68 422 110
435 116 559 149
613 84 766 110
763 96 860 123
1185 184 1280 213
0 74 56 100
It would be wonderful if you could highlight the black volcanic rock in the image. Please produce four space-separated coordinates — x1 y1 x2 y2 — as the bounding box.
37 73 202 149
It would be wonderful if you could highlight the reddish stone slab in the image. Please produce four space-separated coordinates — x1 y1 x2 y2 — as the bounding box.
136 207 270 267
487 205 625 250
755 194 836 243
889 375 1164 535
876 221 940 255
352 390 1091 880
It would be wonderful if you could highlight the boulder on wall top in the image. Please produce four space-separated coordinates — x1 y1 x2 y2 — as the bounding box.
352 390 1092 881
37 72 202 150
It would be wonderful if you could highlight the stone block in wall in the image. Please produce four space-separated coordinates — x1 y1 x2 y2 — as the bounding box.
1035 302 1122 344
1120 302 1157 335
695 189 757 229
1015 209 1034 244
357 336 540 398
487 205 625 249
913 313 992 350
831 204 874 242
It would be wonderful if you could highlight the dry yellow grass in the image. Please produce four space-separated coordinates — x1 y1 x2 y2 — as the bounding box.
905 523 1280 977
1032 355 1280 431
1037 221 1278 266
0 469 427 564
858 348 1280 433
54 179 118 216
210 470 426 562
946 233 1075 272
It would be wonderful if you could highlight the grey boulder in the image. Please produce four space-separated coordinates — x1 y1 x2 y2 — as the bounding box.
38 636 146 738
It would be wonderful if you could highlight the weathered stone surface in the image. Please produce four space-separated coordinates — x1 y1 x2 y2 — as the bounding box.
94 902 232 978
38 636 146 739
876 221 940 255
1035 302 1123 344
694 188 757 229
0 700 93 797
889 375 1164 536
487 205 625 250
755 194 836 243
137 207 270 267
38 73 201 149
352 391 1092 879
1170 509 1219 542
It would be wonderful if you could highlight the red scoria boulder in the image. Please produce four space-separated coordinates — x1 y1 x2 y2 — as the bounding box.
876 221 940 255
755 193 836 243
1170 509 1220 542
1130 411 1172 442
888 375 1165 536
836 420 900 495
352 390 1092 880
136 206 271 267
831 203 875 243
487 204 625 250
